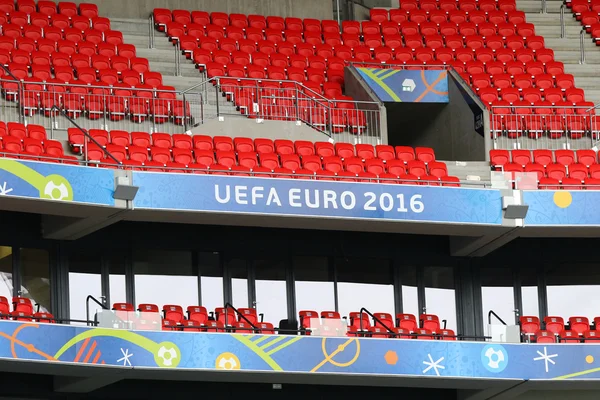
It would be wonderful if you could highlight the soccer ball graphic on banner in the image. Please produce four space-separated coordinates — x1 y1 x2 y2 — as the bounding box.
154 342 180 368
216 352 241 370
481 345 508 373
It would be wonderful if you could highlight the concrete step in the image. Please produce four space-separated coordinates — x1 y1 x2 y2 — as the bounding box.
445 160 492 183
125 33 172 50
135 48 179 63
565 63 600 76
517 0 561 13
555 50 600 63
148 61 201 78
544 37 598 50
525 13 581 25
535 25 586 38
110 18 150 36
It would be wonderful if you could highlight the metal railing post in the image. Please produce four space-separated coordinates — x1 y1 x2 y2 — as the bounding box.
149 14 155 49
175 42 181 76
560 4 565 38
542 0 547 13
580 28 586 64
215 80 220 117
336 0 341 25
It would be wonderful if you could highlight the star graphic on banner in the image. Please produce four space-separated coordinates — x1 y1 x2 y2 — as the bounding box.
117 348 133 366
422 353 445 376
533 346 558 373
0 182 13 196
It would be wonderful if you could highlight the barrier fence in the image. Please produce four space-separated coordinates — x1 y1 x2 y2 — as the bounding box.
490 105 599 150
0 75 204 135
0 74 383 144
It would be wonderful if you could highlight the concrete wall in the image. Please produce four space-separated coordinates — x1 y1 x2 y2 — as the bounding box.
69 0 333 20
384 76 486 161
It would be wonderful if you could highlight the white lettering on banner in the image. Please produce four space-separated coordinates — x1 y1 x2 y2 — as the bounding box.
340 191 356 210
235 186 248 205
266 188 282 207
251 187 264 205
305 189 319 208
289 189 301 207
213 184 426 215
215 185 230 204
323 190 338 209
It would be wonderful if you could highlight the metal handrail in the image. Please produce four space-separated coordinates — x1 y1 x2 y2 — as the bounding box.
0 64 24 123
175 41 181 77
86 295 108 327
560 4 566 38
580 28 587 64
50 105 121 165
358 307 396 335
223 302 259 331
488 310 507 326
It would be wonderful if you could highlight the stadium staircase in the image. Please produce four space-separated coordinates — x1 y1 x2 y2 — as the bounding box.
520 0 600 105
109 18 241 125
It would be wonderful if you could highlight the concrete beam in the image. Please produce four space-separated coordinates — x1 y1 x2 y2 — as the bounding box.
42 209 128 240
450 227 522 257
458 382 529 400
54 375 124 393
42 171 133 240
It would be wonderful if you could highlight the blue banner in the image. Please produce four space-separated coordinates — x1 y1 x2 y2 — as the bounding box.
132 173 503 225
523 190 600 226
0 159 115 206
0 321 598 380
356 68 449 103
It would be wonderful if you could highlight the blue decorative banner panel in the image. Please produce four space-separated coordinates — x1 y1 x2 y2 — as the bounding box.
1 321 600 380
0 159 115 206
132 173 503 225
523 190 600 226
356 68 449 103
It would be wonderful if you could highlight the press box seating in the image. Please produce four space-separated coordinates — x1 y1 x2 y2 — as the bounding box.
112 302 274 333
300 309 454 339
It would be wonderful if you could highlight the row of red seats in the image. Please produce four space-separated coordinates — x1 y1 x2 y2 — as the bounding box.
167 19 536 44
112 303 275 333
192 43 564 69
0 1 98 17
0 40 137 60
492 120 599 140
478 87 585 105
521 315 600 343
491 149 599 168
393 0 517 13
83 145 449 179
0 295 55 322
68 131 438 162
378 9 526 24
182 33 546 55
299 310 456 339
153 5 521 33
471 75 577 93
155 9 346 32
3 62 158 87
1 26 124 46
502 162 600 181
0 50 146 73
490 101 593 113
1 13 108 30
205 62 341 85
